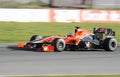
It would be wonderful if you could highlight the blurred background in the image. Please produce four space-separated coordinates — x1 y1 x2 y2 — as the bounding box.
0 0 120 9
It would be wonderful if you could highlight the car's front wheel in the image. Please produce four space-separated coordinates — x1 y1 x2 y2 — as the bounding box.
52 38 65 52
30 35 42 41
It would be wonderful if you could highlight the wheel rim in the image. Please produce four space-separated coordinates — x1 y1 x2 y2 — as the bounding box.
57 42 64 49
111 41 117 48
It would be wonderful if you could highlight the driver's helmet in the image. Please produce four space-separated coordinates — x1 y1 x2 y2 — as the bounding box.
77 28 82 32
75 26 82 33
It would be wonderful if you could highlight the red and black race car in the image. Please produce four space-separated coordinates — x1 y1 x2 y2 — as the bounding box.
18 26 117 52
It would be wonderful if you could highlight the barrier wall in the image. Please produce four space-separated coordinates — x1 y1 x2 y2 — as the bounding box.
0 9 119 23
0 9 50 22
80 10 120 23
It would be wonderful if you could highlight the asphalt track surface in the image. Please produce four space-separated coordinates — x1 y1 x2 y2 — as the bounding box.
0 44 120 75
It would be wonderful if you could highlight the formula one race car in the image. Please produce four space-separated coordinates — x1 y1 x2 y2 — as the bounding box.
18 26 117 52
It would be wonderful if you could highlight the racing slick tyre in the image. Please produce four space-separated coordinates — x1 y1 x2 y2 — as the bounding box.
52 38 65 52
102 38 117 51
30 35 42 41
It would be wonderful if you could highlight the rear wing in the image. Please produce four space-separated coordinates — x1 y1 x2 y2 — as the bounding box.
94 28 115 36
93 28 115 39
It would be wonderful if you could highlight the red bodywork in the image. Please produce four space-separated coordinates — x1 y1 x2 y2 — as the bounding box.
65 28 92 45
18 27 92 52
39 28 92 45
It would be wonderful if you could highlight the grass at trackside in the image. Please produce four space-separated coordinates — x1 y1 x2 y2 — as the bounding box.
0 22 120 43
10 75 120 77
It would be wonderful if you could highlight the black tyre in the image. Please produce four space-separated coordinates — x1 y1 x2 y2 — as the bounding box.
30 35 42 41
102 38 117 51
52 38 65 52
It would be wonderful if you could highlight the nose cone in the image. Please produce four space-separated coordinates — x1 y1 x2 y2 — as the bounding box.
18 42 24 48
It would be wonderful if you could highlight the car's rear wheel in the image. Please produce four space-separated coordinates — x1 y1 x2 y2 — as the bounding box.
52 38 65 52
102 38 117 51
